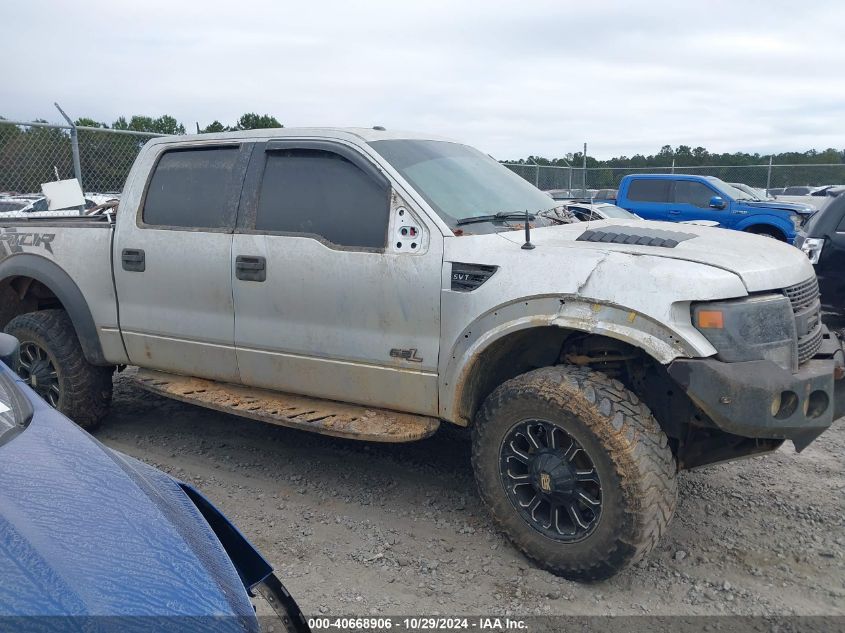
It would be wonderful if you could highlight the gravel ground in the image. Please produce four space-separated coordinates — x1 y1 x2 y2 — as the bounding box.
93 373 845 618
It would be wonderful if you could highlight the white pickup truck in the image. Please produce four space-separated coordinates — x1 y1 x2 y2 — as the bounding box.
1 127 842 581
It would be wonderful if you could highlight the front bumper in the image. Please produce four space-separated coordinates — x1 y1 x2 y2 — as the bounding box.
668 327 845 451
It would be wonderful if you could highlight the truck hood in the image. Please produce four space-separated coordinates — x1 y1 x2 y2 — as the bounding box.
496 219 814 292
738 199 816 215
0 379 258 624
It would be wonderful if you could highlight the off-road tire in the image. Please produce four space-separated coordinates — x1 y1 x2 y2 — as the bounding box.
4 309 113 429
471 365 677 581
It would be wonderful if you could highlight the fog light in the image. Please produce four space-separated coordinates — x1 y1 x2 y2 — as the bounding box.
773 391 798 419
805 390 829 419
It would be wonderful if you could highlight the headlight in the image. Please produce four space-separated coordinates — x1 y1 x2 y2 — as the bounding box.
800 237 824 264
692 295 797 371
790 214 803 230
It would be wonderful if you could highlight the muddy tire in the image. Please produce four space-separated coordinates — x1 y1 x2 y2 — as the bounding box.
4 310 113 429
471 365 677 581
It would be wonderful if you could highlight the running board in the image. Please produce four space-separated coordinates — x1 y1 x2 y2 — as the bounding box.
130 369 440 443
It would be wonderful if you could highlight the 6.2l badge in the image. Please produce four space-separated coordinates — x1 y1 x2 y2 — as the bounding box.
390 348 423 363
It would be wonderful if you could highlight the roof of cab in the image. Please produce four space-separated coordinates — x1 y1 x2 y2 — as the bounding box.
143 127 459 147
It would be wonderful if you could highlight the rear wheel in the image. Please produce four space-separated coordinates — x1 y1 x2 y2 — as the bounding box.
471 365 677 581
4 310 113 429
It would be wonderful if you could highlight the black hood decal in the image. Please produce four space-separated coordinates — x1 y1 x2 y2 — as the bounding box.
577 226 696 248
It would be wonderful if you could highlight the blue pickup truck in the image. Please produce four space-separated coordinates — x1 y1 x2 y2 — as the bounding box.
615 174 816 242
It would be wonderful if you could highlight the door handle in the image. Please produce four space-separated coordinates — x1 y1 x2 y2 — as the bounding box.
235 255 266 282
121 248 145 272
668 210 681 215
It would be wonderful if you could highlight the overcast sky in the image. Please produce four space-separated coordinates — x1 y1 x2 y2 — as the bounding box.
2 0 843 159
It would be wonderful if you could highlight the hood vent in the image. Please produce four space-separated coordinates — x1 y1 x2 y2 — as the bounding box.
450 262 498 292
577 226 696 248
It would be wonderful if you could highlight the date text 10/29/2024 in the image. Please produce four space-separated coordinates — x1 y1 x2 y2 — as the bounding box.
307 617 528 631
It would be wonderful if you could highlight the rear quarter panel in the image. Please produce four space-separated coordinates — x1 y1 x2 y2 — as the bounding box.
0 222 127 364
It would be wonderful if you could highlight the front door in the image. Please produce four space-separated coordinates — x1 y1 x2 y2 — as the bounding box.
232 141 443 415
113 143 251 382
670 179 730 226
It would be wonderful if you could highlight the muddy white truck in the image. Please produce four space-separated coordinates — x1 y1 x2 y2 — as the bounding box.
1 128 843 581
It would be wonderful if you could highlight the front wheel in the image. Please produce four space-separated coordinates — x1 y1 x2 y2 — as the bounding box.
471 365 677 581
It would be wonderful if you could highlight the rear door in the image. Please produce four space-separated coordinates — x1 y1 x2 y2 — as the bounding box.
113 143 251 382
622 178 672 220
231 140 443 415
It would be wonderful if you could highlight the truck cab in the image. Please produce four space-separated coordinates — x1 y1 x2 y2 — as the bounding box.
615 174 815 242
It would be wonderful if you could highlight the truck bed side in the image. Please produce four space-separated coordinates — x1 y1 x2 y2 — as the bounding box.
0 215 126 365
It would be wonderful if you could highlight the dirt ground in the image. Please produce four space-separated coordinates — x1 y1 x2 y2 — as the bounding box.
93 373 845 618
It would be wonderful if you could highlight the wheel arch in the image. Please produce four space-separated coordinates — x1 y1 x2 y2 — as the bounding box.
440 297 699 426
736 216 790 241
0 254 107 365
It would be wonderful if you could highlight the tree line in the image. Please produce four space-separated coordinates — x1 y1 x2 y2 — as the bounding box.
505 144 845 169
504 145 845 189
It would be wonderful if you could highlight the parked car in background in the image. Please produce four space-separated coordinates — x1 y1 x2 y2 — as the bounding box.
0 332 308 631
542 199 721 229
592 188 617 200
543 200 640 222
782 186 817 196
615 174 815 242
544 188 598 201
778 185 843 197
0 191 119 217
730 182 772 200
794 187 845 316
773 185 836 210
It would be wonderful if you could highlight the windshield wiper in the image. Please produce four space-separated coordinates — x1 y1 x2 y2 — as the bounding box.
456 211 536 226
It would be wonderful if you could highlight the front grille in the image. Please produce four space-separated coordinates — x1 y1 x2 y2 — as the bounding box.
797 325 824 365
783 276 819 311
783 277 823 365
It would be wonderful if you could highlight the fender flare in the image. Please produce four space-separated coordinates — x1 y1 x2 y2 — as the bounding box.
439 296 702 424
0 254 108 365
734 215 792 239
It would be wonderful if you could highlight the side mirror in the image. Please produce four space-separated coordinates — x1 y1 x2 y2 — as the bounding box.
709 196 727 210
0 333 20 371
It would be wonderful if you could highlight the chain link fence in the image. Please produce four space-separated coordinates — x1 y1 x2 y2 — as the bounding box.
3 119 843 198
504 163 845 193
0 120 163 194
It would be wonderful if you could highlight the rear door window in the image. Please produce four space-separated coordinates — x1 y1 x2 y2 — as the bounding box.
142 147 240 230
254 148 390 249
627 179 671 203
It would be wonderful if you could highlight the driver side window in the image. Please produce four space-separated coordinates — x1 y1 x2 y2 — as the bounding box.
255 148 391 250
674 181 717 208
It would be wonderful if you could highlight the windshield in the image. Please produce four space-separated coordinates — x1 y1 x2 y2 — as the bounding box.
706 177 755 200
730 183 765 200
369 140 557 231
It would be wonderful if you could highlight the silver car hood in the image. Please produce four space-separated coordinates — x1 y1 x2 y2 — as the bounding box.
494 220 814 292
